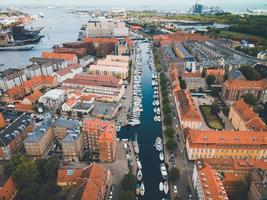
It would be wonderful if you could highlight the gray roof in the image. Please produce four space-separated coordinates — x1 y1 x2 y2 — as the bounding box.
30 57 65 66
24 119 52 143
72 102 94 111
0 68 24 80
0 114 31 146
229 68 245 80
54 118 81 130
61 130 81 143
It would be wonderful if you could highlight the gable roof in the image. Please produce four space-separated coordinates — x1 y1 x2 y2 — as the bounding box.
42 52 77 62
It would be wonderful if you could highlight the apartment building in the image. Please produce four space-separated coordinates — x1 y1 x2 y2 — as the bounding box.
248 169 267 200
83 118 117 162
182 71 206 91
42 52 78 65
222 79 267 103
0 68 27 91
205 68 225 84
63 74 125 102
38 89 67 110
229 99 267 131
184 128 267 160
54 63 83 83
174 90 202 129
0 114 33 160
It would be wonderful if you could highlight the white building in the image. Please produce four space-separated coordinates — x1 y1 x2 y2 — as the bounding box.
85 17 129 38
0 68 27 91
53 63 83 83
39 89 67 110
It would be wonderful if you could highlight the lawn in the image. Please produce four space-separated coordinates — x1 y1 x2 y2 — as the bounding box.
200 105 224 130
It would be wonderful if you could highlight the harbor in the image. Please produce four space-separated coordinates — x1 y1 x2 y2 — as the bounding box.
118 41 170 200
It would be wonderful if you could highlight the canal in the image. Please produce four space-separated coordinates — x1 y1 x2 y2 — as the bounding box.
118 42 166 200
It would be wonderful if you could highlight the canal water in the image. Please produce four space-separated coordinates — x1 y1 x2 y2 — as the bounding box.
118 42 166 200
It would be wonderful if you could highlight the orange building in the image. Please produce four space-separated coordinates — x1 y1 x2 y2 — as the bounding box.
0 176 17 200
42 52 78 65
205 68 225 84
57 163 110 200
184 128 267 160
0 113 5 128
222 79 267 102
174 90 202 129
82 118 117 162
229 99 267 131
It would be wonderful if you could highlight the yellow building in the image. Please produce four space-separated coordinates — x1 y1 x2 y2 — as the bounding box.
229 99 267 131
184 128 267 160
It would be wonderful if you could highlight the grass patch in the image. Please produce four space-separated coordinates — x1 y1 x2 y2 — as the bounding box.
200 105 224 130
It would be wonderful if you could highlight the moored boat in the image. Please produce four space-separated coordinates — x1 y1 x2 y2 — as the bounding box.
155 137 163 151
136 184 140 195
159 152 164 161
163 181 169 194
140 182 145 196
137 170 142 181
159 182 164 191
137 161 142 169
160 163 168 179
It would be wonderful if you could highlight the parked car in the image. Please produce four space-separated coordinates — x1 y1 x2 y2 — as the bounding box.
176 134 181 142
173 185 178 194
187 186 193 199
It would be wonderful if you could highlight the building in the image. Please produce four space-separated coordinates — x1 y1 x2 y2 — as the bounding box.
88 63 128 79
192 163 228 200
54 63 83 83
0 176 17 200
39 89 67 110
222 79 267 103
227 68 246 81
0 113 5 128
42 52 78 65
192 3 204 14
184 128 267 160
248 169 267 200
83 118 117 162
21 90 43 106
53 47 87 58
229 99 267 131
0 68 27 91
257 50 267 60
79 55 95 67
63 74 125 102
205 68 225 84
0 114 33 160
23 119 54 159
174 90 202 129
57 163 110 200
182 71 206 91
85 17 129 38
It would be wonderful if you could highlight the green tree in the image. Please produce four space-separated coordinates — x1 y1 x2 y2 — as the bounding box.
206 75 216 86
4 154 29 177
166 139 178 151
169 168 180 182
174 196 182 200
180 79 187 89
163 114 173 126
56 108 61 115
242 93 257 106
118 191 136 200
165 126 175 138
239 65 262 80
121 173 137 192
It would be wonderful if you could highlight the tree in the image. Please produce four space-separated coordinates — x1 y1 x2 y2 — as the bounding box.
4 154 29 177
206 75 216 86
165 127 175 138
121 173 137 192
56 108 61 115
211 100 220 115
239 65 261 80
169 168 180 182
180 79 187 89
174 196 182 200
242 93 257 106
166 139 178 151
66 111 72 117
163 114 172 126
118 191 136 200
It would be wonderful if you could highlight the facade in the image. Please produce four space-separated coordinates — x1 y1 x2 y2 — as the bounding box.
229 99 267 131
57 163 110 200
42 52 78 65
205 68 225 84
63 74 125 102
83 118 117 162
0 68 27 91
0 114 33 160
23 119 54 159
89 64 128 79
222 79 267 103
184 128 267 160
79 55 95 67
39 89 67 110
182 71 206 91
174 90 202 129
247 169 267 200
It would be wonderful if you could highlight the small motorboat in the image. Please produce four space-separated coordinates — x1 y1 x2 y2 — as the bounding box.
137 170 142 181
159 152 164 161
154 116 158 122
155 137 163 151
159 182 164 191
163 181 169 194
133 141 139 154
140 182 145 196
136 184 140 195
137 161 142 169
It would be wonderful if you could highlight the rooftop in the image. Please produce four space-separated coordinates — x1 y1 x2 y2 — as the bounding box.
224 79 267 90
55 63 81 77
92 100 120 118
42 52 77 62
206 68 225 76
0 68 24 80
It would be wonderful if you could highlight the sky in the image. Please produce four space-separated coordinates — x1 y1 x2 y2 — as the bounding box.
1 0 266 11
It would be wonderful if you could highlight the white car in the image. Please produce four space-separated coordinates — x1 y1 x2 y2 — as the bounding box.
173 185 178 193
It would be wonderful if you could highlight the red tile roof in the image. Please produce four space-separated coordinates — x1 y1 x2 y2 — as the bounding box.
54 47 87 58
224 79 267 90
0 176 17 200
131 25 142 30
56 63 81 77
42 52 77 62
206 69 225 76
83 37 119 44
24 90 42 102
182 71 202 78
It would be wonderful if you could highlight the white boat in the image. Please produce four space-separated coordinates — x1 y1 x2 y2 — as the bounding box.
136 184 140 195
133 141 139 154
137 161 142 169
140 182 145 196
159 152 164 161
163 181 169 194
154 116 158 122
160 163 168 179
154 108 157 113
159 182 164 191
137 170 142 181
155 137 163 151
155 100 160 106
116 125 121 132
157 116 161 122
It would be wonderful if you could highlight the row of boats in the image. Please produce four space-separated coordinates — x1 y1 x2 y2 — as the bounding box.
129 42 143 127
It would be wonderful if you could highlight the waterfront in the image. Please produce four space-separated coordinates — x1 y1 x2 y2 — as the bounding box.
118 42 168 200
